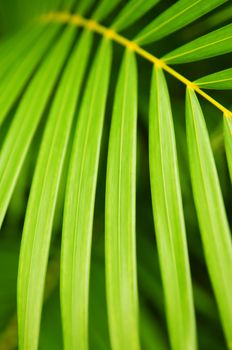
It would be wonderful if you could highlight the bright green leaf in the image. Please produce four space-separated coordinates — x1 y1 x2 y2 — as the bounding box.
112 0 159 32
135 0 227 45
17 29 92 350
0 24 44 80
195 68 232 89
60 38 111 350
92 0 121 21
0 24 62 126
186 88 232 347
105 49 140 350
77 0 96 16
149 66 197 350
163 22 232 64
0 27 76 227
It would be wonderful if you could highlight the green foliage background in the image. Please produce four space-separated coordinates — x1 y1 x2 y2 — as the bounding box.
0 0 232 349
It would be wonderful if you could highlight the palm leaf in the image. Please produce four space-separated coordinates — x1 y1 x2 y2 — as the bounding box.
0 27 75 228
17 26 86 350
1 2 232 349
92 0 121 21
112 0 159 32
195 68 232 89
135 0 227 45
186 88 232 347
0 25 43 80
163 22 232 63
77 0 96 16
60 37 111 350
0 24 61 126
105 49 140 350
149 66 196 350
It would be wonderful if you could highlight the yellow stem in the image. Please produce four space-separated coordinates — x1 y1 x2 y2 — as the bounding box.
40 11 232 119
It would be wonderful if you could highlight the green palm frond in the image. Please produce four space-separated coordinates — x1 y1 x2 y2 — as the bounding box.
17 27 92 350
0 25 61 125
163 22 232 63
0 1 232 349
112 0 160 31
135 0 227 44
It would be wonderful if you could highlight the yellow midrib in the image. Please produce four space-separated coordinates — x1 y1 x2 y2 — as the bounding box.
40 11 232 119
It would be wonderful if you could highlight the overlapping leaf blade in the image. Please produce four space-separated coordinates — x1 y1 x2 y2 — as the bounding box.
149 66 196 350
195 68 232 89
61 0 77 11
77 0 96 16
17 28 92 350
112 0 159 32
105 49 140 350
0 1 231 349
135 0 227 45
186 88 232 347
60 37 111 350
0 24 62 126
0 24 44 80
0 27 76 229
92 0 121 21
163 22 232 64
224 116 232 182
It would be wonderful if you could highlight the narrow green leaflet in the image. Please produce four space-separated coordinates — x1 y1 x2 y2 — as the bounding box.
61 0 77 11
60 38 112 350
0 27 76 229
195 68 232 89
0 24 62 126
77 0 96 16
149 66 196 350
92 0 121 21
135 0 227 45
17 30 92 350
105 49 140 350
205 2 232 29
0 23 38 56
224 116 232 182
112 0 159 32
163 22 232 64
186 88 232 347
0 25 44 80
